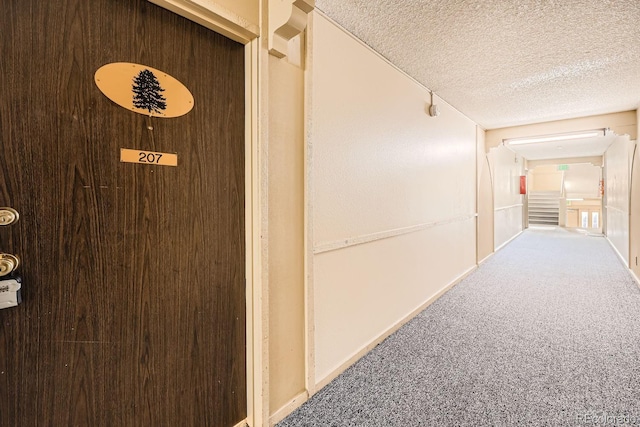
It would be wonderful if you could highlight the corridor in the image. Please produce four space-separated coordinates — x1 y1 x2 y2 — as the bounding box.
279 228 640 426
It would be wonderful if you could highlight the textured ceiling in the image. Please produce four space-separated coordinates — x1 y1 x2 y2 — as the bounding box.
314 0 640 130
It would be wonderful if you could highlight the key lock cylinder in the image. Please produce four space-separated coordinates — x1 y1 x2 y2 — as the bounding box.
0 207 22 309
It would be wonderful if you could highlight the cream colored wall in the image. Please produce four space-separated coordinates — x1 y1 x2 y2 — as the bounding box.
214 0 259 24
308 12 477 385
563 163 601 199
267 54 306 416
604 135 634 265
631 111 640 278
488 145 524 249
477 127 494 263
529 165 562 192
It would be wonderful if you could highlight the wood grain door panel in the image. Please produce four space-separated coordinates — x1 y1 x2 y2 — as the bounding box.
0 1 246 425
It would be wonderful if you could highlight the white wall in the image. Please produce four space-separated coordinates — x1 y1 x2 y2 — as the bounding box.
563 163 601 199
308 12 477 385
488 145 524 249
604 135 634 265
529 164 563 192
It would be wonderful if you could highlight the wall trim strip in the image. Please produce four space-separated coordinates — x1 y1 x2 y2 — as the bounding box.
494 203 524 212
605 205 629 214
313 214 478 254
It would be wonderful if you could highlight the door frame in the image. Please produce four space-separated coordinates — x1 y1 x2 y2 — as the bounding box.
147 3 263 426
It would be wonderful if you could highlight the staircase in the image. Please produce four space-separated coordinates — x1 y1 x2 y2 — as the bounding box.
528 191 560 226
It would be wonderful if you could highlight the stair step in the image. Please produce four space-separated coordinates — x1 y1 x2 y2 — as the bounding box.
527 192 560 226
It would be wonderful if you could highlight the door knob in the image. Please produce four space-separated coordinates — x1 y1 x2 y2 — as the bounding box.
0 208 19 226
0 253 19 277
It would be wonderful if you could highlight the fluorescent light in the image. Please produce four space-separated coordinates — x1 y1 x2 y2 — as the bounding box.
505 130 604 146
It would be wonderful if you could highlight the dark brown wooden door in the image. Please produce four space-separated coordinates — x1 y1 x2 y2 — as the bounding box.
0 1 246 426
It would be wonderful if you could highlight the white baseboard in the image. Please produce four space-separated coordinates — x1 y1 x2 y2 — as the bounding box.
495 229 524 252
269 391 309 426
605 237 630 268
233 419 248 427
314 264 477 392
628 266 640 290
478 229 524 266
477 252 493 266
603 237 640 290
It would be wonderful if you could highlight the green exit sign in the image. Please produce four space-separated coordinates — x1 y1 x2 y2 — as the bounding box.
558 164 569 171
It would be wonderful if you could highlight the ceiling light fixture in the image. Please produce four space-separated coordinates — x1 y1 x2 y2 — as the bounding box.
504 129 605 146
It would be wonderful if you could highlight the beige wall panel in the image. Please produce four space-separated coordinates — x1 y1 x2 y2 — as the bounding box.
494 206 523 249
607 209 630 264
310 14 476 245
631 111 640 276
490 145 523 209
567 209 579 227
309 13 477 387
268 55 306 413
214 0 258 24
314 219 476 383
604 135 633 265
563 163 601 199
488 145 523 249
529 165 563 192
477 127 494 262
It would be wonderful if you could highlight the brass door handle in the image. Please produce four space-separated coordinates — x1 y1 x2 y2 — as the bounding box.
0 208 19 226
0 253 19 277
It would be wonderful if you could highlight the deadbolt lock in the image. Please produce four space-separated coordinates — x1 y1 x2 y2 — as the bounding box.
0 254 20 277
0 208 19 226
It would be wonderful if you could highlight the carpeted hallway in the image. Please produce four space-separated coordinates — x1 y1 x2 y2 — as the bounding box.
278 227 640 426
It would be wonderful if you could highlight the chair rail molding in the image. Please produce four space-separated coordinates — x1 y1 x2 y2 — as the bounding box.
269 0 314 58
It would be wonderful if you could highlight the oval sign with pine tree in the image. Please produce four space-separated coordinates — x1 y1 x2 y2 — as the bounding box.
94 63 194 118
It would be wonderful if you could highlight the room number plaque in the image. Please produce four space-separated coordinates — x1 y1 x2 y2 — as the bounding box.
120 148 178 167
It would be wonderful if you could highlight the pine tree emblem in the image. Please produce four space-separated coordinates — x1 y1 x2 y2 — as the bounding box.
132 69 167 114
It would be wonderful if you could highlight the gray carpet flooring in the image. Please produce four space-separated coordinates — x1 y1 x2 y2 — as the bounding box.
278 227 640 426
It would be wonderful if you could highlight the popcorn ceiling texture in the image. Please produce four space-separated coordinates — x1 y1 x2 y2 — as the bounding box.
315 0 640 129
